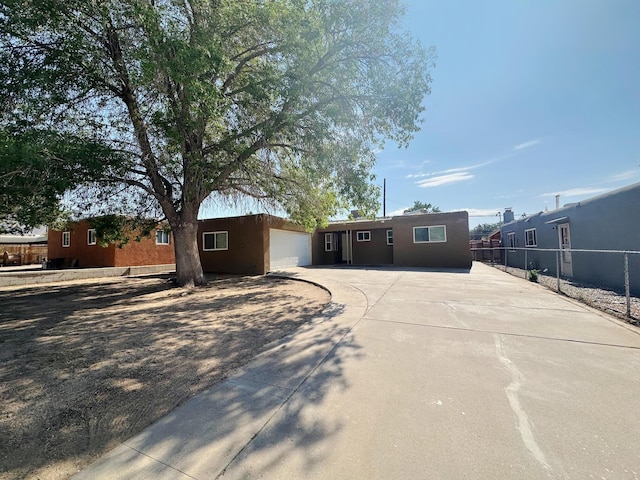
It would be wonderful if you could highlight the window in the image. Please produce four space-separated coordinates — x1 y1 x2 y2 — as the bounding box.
386 229 394 245
524 228 537 247
413 225 446 243
156 230 170 245
203 231 228 251
62 231 70 248
356 231 371 242
324 233 333 252
87 229 96 245
507 232 516 251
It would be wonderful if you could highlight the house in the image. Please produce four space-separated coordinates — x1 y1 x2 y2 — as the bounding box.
500 182 640 295
198 214 312 274
0 233 47 266
313 211 472 269
469 228 502 263
48 219 175 268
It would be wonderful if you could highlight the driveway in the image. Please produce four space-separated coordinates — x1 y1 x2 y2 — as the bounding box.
75 262 640 480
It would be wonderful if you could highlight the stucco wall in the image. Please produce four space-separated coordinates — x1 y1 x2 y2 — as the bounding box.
392 212 472 269
198 215 267 274
313 212 471 269
48 220 175 268
48 221 116 267
351 228 393 265
501 182 640 294
197 214 308 274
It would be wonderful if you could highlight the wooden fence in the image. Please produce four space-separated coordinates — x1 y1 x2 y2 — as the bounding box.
1 244 48 266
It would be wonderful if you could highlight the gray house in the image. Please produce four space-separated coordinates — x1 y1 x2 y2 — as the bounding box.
500 182 640 295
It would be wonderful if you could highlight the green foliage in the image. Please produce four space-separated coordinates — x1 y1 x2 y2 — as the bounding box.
0 0 434 284
528 269 540 283
87 215 160 248
469 222 503 240
403 201 441 214
0 127 129 234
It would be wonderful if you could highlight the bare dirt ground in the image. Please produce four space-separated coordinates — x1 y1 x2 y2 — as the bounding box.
0 273 330 480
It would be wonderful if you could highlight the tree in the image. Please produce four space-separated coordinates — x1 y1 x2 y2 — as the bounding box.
0 127 128 234
403 200 441 214
469 222 502 240
0 0 433 286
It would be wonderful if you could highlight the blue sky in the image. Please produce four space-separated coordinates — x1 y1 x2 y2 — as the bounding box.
376 0 640 227
201 0 640 229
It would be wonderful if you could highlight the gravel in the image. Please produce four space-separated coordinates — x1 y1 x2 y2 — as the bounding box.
493 264 640 325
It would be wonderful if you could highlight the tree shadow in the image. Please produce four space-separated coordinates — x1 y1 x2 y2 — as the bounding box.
0 274 361 479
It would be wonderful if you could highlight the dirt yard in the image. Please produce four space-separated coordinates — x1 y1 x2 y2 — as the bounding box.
0 273 330 480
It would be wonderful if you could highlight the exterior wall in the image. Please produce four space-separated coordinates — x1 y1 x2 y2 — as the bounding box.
392 212 472 269
113 232 175 267
48 220 175 268
352 228 393 265
198 215 267 274
501 182 640 294
48 221 117 267
313 211 471 269
198 214 310 274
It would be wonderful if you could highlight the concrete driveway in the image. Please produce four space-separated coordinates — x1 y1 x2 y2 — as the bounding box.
75 262 640 480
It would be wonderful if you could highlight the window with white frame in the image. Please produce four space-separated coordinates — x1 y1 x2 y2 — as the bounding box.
156 230 170 245
524 228 537 247
324 233 333 252
87 228 97 245
203 231 228 251
356 231 371 242
413 225 446 243
386 229 393 245
507 232 516 251
62 231 70 248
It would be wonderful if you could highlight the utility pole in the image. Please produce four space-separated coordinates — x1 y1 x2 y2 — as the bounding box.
383 178 386 217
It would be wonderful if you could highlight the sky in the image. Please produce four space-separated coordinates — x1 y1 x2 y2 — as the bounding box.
201 0 640 229
376 0 640 228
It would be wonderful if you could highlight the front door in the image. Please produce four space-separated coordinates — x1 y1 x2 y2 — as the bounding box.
558 223 573 277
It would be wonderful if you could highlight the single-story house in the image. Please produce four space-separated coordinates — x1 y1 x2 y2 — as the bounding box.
198 214 312 274
48 219 175 268
313 211 472 269
0 233 48 266
500 182 640 294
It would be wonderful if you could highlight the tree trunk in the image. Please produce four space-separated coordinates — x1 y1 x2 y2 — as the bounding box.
171 221 206 288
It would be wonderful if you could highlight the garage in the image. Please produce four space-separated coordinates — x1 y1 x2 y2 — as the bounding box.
269 228 312 271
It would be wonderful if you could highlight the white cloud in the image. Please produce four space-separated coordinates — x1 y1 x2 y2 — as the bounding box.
542 187 608 198
387 207 407 216
513 139 541 151
609 170 639 182
418 172 474 188
408 160 492 180
460 208 505 217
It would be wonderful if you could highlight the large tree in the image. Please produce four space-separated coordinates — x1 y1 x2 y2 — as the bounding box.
0 0 433 286
403 200 440 214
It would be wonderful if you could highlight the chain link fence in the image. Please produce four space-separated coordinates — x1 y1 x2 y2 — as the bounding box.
471 246 640 324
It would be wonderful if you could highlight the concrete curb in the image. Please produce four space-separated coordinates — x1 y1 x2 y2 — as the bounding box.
0 264 176 288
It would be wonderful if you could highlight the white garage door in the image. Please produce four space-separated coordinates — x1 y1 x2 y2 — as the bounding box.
269 229 312 271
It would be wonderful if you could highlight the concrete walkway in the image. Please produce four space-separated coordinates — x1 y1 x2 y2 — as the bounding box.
74 263 640 480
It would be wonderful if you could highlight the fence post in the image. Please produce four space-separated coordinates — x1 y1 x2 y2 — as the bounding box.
624 252 631 318
555 250 561 292
504 249 508 272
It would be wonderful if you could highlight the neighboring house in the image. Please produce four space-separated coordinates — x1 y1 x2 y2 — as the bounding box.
48 219 175 268
0 233 48 266
469 229 502 263
313 211 472 269
198 214 312 274
500 182 640 294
